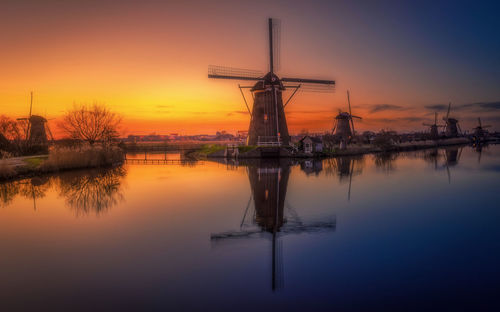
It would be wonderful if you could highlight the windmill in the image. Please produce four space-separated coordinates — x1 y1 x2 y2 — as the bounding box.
17 92 54 147
472 117 491 139
422 112 445 139
332 90 362 141
442 103 461 137
208 18 335 147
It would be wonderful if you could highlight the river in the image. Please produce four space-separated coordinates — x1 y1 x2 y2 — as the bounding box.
1 145 499 311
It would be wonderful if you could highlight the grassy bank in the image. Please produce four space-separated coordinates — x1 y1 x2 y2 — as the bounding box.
0 146 125 181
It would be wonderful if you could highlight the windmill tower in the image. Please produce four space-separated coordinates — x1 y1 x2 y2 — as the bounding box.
472 117 491 138
208 18 335 147
423 112 445 139
17 92 53 148
442 103 461 137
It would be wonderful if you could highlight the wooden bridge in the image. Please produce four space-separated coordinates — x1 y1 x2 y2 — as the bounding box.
124 158 202 165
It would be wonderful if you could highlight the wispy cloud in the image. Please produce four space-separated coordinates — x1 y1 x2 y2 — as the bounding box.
367 104 407 113
425 101 500 112
226 110 248 117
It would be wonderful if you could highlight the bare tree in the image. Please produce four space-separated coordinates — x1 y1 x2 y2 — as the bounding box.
0 115 28 154
59 104 121 145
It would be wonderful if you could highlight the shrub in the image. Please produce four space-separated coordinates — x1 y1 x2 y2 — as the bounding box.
41 146 124 171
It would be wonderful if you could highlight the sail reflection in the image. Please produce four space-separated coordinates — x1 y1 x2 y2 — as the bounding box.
211 159 336 291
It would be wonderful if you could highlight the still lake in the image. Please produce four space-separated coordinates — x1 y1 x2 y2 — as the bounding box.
1 145 499 311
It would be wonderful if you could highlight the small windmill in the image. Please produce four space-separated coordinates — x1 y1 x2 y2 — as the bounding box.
442 102 461 137
208 18 335 147
17 92 54 147
472 117 491 138
332 90 362 143
422 112 445 139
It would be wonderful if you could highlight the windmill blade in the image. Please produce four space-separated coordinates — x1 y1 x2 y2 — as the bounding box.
347 90 355 135
332 118 337 133
45 122 55 142
457 123 462 135
351 115 362 119
478 117 482 127
208 65 263 81
270 18 281 72
282 77 335 85
446 102 451 120
29 91 33 118
283 82 334 93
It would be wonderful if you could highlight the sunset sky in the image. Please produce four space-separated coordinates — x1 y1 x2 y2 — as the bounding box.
1 0 499 136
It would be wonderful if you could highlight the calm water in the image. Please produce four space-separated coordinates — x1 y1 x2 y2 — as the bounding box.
1 145 499 311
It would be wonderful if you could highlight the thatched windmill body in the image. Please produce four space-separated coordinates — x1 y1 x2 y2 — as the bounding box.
423 112 445 139
17 92 53 147
442 103 461 137
333 90 361 142
208 18 335 147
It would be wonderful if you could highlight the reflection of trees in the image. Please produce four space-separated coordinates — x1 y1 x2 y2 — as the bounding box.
56 167 126 217
373 152 399 173
0 181 19 207
0 167 126 213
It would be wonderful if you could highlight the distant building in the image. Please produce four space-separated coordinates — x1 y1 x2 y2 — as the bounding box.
298 136 323 153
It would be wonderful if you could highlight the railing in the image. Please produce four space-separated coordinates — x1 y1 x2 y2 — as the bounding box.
257 136 282 147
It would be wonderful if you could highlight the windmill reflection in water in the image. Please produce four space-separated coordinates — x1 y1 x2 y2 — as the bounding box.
210 160 336 291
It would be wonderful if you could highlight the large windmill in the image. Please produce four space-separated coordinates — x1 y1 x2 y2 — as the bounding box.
332 90 361 142
423 112 445 139
208 18 335 147
442 102 461 137
17 92 54 147
472 117 491 138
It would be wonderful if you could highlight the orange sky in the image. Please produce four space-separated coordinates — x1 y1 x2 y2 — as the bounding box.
1 1 499 137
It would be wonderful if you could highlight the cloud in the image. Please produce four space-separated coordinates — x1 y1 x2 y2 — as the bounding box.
424 104 448 111
460 101 500 111
425 101 500 112
368 104 406 113
226 110 248 116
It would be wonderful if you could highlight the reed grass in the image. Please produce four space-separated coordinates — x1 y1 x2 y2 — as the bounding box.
0 159 16 179
41 146 124 171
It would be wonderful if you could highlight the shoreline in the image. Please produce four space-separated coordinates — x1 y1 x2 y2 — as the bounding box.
195 138 480 159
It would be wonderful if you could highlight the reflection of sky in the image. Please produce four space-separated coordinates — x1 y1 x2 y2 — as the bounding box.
0 146 499 310
1 1 499 134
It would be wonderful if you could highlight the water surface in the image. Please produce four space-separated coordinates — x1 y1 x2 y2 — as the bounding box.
1 145 499 311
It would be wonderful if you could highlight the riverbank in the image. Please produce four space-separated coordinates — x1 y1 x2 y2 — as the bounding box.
190 138 473 159
0 146 124 182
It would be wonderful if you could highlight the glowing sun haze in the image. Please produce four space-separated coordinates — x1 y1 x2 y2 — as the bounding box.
1 0 499 136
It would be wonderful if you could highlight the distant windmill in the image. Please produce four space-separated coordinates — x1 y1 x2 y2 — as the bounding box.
17 92 54 147
332 90 362 142
442 102 461 137
208 18 335 147
472 117 491 138
422 112 445 139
